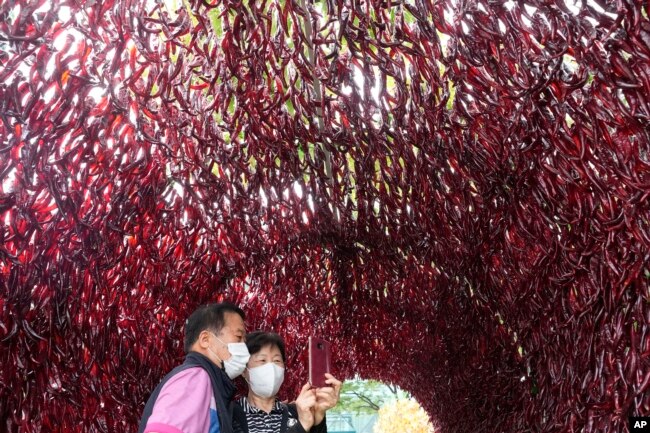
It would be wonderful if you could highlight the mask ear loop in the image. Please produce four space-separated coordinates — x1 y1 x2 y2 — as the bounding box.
208 333 225 368
242 367 252 384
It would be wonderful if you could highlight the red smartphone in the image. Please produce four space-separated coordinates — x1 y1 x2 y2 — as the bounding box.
308 337 331 388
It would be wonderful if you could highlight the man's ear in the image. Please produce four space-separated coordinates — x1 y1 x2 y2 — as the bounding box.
198 330 212 349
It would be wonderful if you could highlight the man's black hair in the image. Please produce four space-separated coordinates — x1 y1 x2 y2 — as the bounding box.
183 302 245 353
245 331 286 362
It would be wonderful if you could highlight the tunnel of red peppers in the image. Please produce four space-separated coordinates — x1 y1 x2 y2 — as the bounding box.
1 0 649 431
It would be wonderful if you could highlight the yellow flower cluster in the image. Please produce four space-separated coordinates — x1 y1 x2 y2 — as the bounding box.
373 399 434 433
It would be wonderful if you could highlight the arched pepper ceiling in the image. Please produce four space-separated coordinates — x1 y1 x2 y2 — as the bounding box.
1 0 649 432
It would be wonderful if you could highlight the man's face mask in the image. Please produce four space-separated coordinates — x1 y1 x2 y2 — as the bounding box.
209 333 250 379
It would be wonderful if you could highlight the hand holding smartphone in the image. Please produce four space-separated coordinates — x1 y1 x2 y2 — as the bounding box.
308 337 331 388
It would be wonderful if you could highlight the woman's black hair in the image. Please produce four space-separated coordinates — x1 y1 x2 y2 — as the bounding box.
245 331 286 362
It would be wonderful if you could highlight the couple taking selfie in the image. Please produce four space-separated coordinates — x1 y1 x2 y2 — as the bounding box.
138 302 342 433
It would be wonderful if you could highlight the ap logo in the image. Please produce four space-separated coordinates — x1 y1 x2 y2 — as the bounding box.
630 417 650 432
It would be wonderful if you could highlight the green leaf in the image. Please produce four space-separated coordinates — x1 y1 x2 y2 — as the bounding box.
298 143 305 163
308 141 315 161
286 99 295 116
209 8 223 38
404 8 416 24
228 96 237 116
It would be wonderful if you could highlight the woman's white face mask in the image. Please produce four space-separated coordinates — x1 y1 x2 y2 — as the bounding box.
247 363 285 398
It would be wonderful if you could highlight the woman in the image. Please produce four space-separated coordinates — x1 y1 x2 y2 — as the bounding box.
232 331 342 433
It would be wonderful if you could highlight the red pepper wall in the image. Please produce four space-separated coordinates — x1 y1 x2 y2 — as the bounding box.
1 0 649 432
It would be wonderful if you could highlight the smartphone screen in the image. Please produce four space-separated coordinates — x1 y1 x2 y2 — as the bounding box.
308 337 331 388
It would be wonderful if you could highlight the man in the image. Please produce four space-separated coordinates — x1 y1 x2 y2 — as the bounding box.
139 303 249 433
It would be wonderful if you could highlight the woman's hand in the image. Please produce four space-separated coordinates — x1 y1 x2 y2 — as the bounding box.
313 374 342 425
295 382 317 431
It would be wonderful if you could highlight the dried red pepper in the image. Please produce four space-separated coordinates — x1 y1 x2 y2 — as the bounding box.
1 0 649 432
